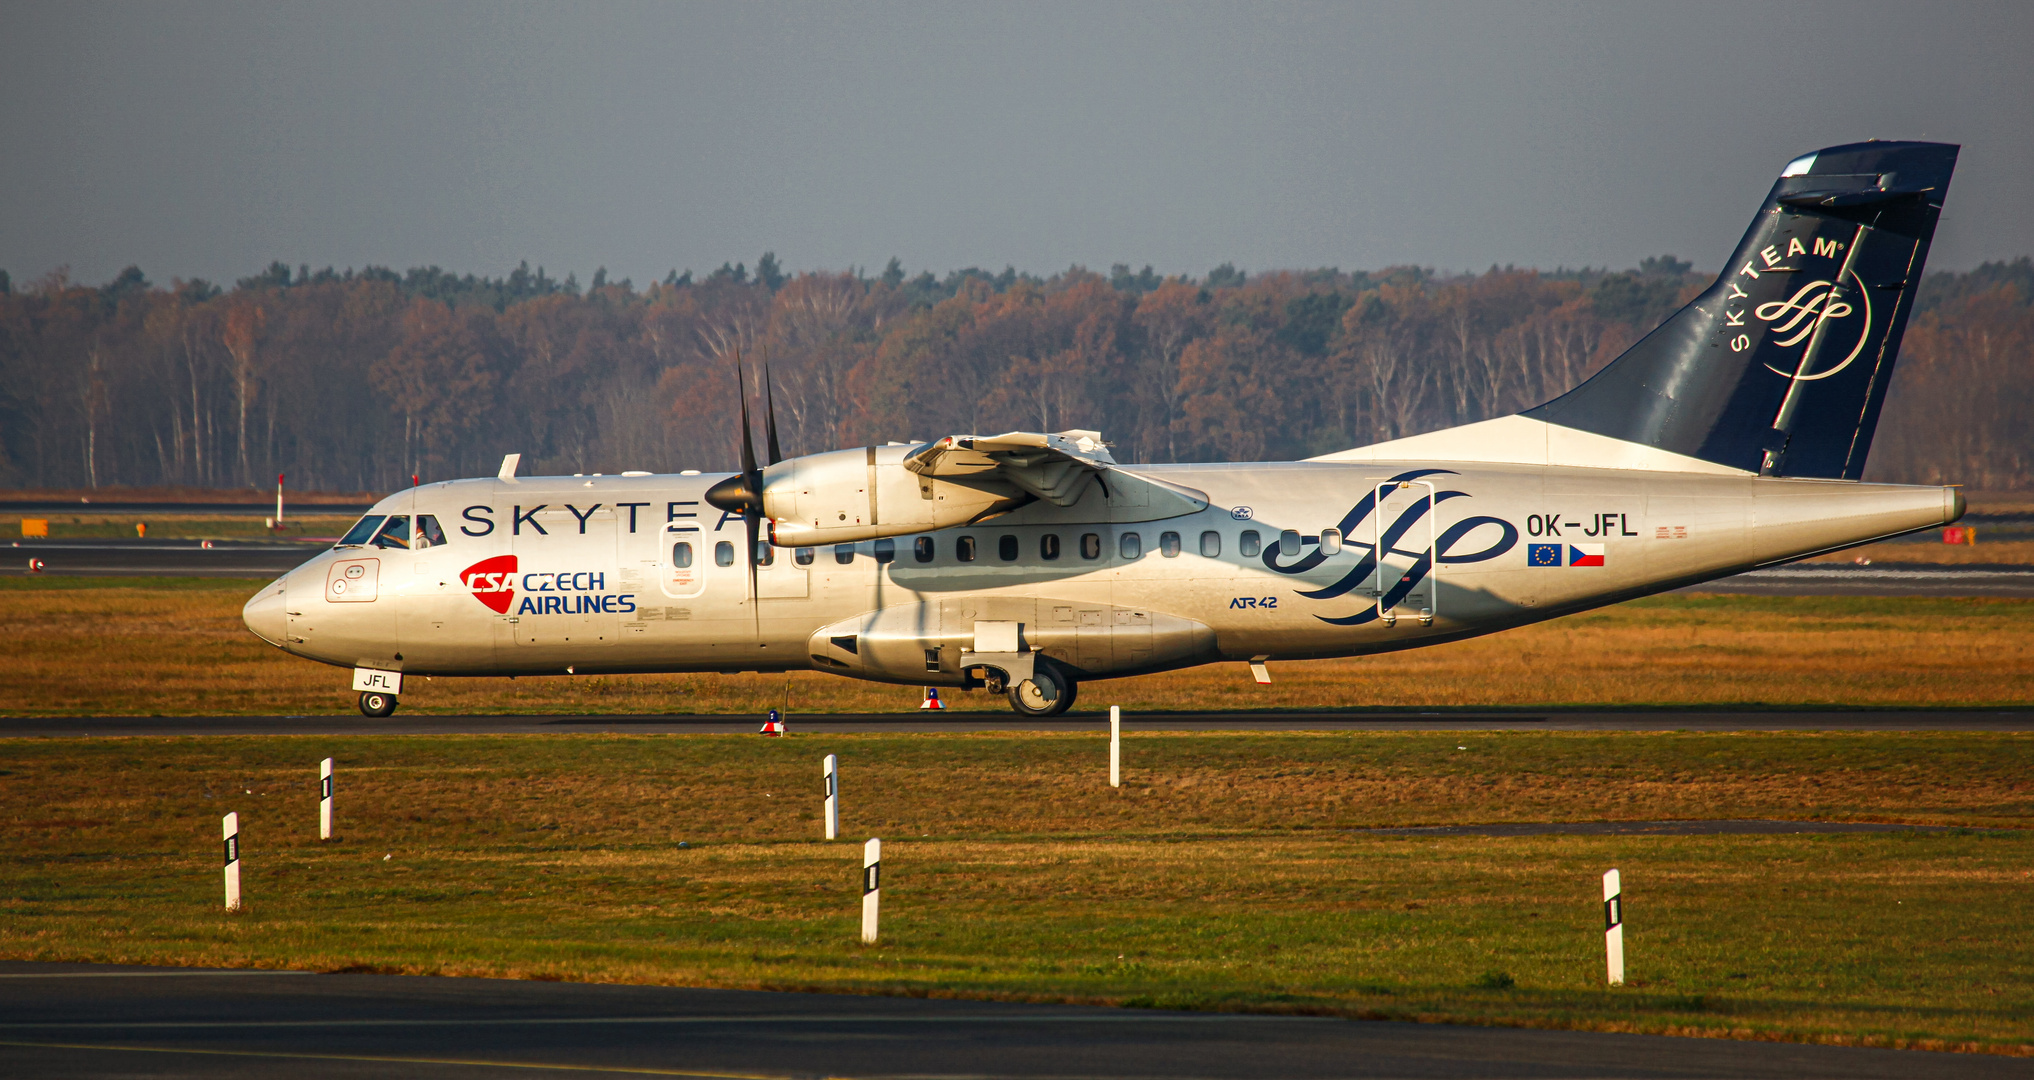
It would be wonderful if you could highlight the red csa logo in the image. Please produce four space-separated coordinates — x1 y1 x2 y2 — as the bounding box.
461 555 517 613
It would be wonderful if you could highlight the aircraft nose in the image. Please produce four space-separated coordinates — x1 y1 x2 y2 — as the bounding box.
242 580 288 647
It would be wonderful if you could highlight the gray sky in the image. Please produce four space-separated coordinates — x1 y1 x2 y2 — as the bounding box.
4 1 2030 288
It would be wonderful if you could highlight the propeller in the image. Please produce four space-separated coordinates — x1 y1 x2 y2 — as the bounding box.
703 352 772 633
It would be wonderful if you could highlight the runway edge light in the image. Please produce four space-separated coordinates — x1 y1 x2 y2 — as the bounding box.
223 813 242 913
1603 869 1624 986
823 754 839 841
862 838 881 944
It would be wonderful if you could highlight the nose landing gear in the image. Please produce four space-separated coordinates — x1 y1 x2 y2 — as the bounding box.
358 691 398 718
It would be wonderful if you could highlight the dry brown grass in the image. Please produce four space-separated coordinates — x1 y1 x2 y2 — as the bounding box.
3 579 2031 715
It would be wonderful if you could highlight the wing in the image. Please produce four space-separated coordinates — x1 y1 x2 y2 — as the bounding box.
904 428 1207 519
903 429 1117 506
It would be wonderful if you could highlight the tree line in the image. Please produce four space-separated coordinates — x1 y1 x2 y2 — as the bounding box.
0 254 2028 493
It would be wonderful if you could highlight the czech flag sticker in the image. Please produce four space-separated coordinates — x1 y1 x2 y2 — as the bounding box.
1568 543 1606 567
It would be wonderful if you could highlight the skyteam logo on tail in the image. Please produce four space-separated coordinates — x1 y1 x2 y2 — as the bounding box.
1727 233 1874 386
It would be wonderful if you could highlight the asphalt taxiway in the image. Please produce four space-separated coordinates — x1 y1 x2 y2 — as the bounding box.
0 963 2019 1079
4 539 314 577
4 709 2030 737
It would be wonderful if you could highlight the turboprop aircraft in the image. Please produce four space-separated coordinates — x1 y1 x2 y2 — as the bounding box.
245 140 1965 718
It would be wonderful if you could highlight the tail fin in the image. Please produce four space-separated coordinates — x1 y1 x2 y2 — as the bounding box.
1526 141 1958 479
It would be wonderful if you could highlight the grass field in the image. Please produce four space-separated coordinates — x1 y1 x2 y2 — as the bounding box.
4 576 2032 715
0 732 2027 1054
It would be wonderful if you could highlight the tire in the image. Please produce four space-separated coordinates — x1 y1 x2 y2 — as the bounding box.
358 691 398 718
1006 663 1077 717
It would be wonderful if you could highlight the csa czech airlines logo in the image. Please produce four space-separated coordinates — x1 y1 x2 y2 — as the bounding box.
462 555 518 613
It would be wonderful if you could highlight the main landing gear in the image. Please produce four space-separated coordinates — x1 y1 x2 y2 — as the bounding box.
358 691 398 718
1006 662 1078 718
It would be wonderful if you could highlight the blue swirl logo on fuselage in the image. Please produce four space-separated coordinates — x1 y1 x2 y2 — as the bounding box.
1259 468 1517 625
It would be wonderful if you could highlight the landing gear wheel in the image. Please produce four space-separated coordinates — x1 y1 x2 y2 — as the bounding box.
358 691 398 718
1006 664 1077 717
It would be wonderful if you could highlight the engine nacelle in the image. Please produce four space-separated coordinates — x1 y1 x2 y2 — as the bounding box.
763 445 1021 547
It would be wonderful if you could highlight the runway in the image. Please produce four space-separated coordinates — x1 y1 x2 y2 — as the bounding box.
1678 562 2034 597
4 539 314 578
5 708 2030 737
0 963 2016 1080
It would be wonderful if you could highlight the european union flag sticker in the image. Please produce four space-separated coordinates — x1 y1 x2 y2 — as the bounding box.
1527 543 1563 567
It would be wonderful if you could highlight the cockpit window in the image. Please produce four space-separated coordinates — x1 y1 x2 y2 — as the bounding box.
371 516 411 549
337 515 387 547
415 514 447 549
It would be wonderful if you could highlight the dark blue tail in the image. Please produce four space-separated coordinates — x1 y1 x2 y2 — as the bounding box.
1526 141 1958 479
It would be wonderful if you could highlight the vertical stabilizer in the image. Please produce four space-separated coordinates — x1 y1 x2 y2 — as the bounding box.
1526 141 1958 479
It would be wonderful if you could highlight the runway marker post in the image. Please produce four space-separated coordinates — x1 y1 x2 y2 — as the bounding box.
222 813 242 912
319 758 334 840
823 754 839 841
1603 868 1624 986
861 838 881 943
1109 706 1121 788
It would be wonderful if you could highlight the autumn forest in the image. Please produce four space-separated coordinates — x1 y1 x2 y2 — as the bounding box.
0 254 2029 494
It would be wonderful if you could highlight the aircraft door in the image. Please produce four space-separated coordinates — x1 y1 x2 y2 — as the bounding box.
1368 479 1439 626
661 524 706 599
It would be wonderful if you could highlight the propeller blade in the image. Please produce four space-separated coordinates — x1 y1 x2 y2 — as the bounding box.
763 359 783 466
736 354 758 482
744 507 761 634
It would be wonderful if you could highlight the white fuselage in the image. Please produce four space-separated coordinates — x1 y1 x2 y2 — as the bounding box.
243 450 1959 687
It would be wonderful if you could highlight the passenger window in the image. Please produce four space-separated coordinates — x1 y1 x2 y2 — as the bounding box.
1160 531 1181 557
756 542 775 567
998 535 1019 562
795 547 815 566
1119 532 1142 559
371 516 411 549
914 536 935 563
1081 533 1101 560
337 515 386 547
715 541 735 567
672 542 694 568
1200 530 1221 557
414 515 448 548
1240 530 1261 557
873 538 896 564
1320 528 1342 555
1280 529 1301 557
1040 534 1060 561
835 544 856 565
957 535 977 562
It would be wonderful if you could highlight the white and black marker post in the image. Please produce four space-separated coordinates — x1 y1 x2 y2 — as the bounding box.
222 812 242 912
1109 705 1121 788
1603 868 1624 986
823 754 839 841
319 757 334 840
861 838 881 943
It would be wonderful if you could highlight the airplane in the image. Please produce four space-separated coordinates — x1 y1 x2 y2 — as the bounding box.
243 140 1965 718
